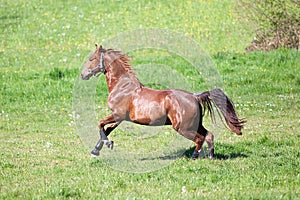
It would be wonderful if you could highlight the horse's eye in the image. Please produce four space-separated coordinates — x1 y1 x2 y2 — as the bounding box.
89 56 96 61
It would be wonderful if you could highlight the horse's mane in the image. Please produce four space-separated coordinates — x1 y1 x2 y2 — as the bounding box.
106 49 143 86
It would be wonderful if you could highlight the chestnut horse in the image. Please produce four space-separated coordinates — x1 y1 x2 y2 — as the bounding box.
80 45 245 159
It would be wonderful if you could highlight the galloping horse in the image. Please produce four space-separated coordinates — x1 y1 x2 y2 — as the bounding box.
80 45 245 159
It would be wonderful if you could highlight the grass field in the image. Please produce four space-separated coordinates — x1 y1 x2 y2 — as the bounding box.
1 0 300 199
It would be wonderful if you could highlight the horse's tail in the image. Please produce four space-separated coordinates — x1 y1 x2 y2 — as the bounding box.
194 88 246 135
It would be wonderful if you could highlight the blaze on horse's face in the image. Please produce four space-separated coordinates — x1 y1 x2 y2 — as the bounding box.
80 45 104 80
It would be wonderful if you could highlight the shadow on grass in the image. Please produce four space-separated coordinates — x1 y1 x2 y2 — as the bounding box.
90 142 248 164
139 142 248 161
184 144 248 160
139 148 188 161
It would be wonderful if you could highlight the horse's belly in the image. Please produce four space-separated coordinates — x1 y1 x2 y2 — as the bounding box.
129 100 167 126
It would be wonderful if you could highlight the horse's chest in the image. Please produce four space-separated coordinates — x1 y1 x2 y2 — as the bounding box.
107 78 140 109
107 93 130 109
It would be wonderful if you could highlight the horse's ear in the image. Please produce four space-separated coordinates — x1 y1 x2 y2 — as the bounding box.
99 45 103 50
95 44 98 49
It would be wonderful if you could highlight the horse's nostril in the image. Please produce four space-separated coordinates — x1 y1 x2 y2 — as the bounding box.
81 73 90 80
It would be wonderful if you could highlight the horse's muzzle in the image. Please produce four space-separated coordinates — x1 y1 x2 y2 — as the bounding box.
81 73 91 80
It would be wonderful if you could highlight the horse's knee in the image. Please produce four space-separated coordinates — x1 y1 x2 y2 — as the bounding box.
98 120 105 129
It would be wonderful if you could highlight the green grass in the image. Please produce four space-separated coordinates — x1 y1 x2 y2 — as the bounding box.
1 0 300 199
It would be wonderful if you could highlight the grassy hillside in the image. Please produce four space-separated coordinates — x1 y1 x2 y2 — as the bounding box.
1 0 299 199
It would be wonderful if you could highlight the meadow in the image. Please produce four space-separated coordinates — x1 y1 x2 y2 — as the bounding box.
1 0 300 199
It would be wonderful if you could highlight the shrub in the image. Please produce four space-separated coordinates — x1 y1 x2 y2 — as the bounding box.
237 0 300 51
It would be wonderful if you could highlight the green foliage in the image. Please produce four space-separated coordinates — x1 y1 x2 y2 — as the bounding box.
237 0 300 51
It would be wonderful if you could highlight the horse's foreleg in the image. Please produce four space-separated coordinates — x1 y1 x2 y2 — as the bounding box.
91 114 119 156
91 138 105 156
104 121 120 137
101 122 120 149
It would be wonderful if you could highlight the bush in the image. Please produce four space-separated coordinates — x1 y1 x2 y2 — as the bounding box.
237 0 300 51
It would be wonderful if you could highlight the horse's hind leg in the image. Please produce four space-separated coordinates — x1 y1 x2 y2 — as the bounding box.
205 132 214 159
176 129 205 160
192 133 206 160
190 132 214 159
196 126 214 159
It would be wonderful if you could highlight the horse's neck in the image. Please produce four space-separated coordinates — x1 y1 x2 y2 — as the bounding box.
105 71 141 93
105 75 117 93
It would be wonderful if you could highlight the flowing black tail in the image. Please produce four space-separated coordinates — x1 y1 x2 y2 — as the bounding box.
195 88 246 135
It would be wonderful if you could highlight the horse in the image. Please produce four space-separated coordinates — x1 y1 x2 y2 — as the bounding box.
80 45 246 159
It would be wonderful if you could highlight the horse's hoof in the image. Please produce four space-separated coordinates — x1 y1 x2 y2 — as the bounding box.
208 149 214 159
105 140 114 150
191 150 199 160
91 154 99 158
109 141 114 150
192 155 199 160
91 149 100 157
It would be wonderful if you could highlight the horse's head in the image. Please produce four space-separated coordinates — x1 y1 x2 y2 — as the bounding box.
81 44 106 80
